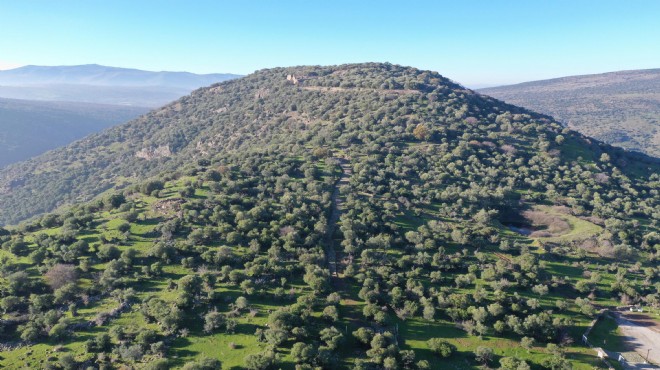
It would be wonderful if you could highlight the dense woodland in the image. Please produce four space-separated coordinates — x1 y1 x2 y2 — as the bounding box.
0 63 658 369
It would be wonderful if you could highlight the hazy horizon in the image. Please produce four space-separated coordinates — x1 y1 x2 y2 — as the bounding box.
2 62 658 90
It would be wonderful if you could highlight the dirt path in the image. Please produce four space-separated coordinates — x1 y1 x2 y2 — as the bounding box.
614 312 660 366
324 157 351 278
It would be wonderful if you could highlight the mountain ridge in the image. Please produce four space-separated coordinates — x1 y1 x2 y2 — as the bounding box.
478 68 660 157
0 64 241 107
0 64 241 89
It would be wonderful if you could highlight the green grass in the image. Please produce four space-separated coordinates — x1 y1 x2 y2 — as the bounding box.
587 315 628 353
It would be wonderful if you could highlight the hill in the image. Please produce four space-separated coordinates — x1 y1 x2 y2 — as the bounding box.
0 64 241 107
478 69 660 157
0 63 657 369
0 98 148 168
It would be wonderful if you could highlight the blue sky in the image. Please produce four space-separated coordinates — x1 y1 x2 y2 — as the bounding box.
1 0 659 86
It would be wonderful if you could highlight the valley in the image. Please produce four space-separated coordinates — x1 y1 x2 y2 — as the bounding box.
0 98 148 168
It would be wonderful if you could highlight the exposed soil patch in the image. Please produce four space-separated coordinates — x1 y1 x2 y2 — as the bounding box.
522 210 571 237
152 198 185 216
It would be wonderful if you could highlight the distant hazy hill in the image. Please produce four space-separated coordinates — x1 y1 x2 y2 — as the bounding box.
0 64 241 107
479 69 660 157
0 98 148 167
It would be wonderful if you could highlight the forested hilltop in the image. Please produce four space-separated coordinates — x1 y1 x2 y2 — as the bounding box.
0 63 658 369
479 69 660 157
0 63 657 226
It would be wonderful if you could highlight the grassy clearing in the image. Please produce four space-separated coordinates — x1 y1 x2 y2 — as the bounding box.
528 205 602 243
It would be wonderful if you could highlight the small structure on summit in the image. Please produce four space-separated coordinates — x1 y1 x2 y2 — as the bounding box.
286 74 300 85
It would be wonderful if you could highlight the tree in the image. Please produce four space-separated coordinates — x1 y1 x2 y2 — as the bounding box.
1 296 22 314
383 356 398 370
322 305 339 321
136 329 158 347
291 342 316 364
106 193 126 209
44 264 78 290
541 354 571 370
500 357 530 370
118 344 145 361
235 296 249 310
521 336 534 351
532 284 549 296
244 349 276 370
475 346 493 365
204 310 226 333
142 297 183 333
413 124 430 140
427 338 455 358
94 333 112 352
58 354 77 370
353 327 375 345
422 304 436 321
177 274 204 307
144 359 171 370
141 180 165 195
320 326 343 350
6 271 30 295
97 244 120 261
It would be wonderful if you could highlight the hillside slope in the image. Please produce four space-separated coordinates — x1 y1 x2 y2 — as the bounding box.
0 63 657 225
0 63 657 369
0 98 148 168
479 69 660 157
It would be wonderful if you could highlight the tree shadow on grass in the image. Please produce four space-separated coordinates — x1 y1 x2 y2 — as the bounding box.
398 319 468 340
166 336 198 368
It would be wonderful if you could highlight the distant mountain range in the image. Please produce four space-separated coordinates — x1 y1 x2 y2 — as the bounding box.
0 64 241 167
479 69 660 157
0 64 241 106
